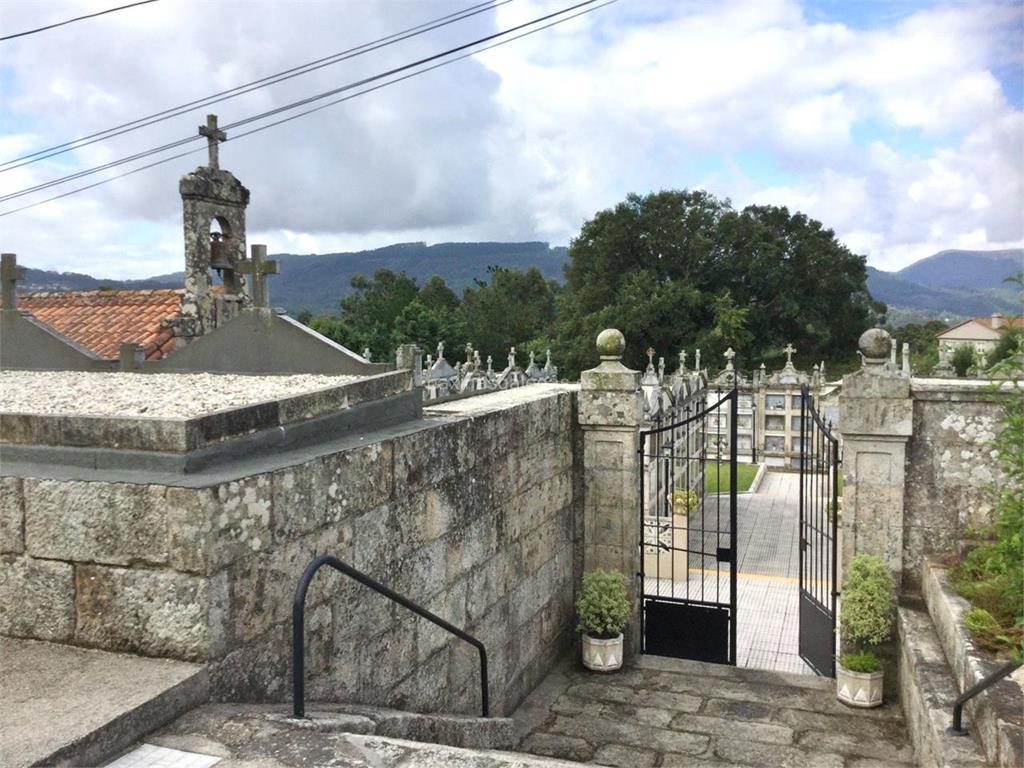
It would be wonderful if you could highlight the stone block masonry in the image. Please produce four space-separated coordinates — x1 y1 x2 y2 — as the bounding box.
0 384 580 717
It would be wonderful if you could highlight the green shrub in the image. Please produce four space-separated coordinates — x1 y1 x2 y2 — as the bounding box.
963 607 1010 653
839 650 882 673
951 345 976 377
670 489 698 514
841 555 895 651
953 360 1024 658
577 569 630 639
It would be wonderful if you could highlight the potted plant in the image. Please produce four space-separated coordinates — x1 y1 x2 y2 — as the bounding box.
577 569 630 672
837 554 896 707
669 489 698 515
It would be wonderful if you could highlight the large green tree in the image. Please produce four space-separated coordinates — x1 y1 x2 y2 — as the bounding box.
461 266 558 364
554 190 879 377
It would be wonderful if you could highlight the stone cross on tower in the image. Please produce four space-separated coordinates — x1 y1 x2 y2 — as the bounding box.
235 244 278 308
198 114 227 170
723 347 735 371
783 343 796 365
1 253 26 310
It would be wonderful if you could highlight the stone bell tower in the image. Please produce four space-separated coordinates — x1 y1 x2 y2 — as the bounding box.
176 114 251 340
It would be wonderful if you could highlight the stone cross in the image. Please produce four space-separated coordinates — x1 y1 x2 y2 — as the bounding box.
695 348 701 372
723 347 735 370
508 346 516 369
783 343 796 365
437 341 445 361
1 253 26 310
198 114 227 170
678 349 687 373
235 244 278 308
486 355 493 374
529 350 536 367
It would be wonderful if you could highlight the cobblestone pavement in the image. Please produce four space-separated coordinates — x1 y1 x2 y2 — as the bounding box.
514 654 913 767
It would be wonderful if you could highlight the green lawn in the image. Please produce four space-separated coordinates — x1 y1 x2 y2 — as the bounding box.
705 463 759 494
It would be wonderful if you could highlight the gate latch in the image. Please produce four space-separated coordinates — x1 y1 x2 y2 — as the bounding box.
716 547 732 563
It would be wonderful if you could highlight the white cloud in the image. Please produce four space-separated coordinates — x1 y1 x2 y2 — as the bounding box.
0 0 1020 278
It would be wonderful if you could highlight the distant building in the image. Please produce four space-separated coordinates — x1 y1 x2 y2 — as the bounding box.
935 313 1022 361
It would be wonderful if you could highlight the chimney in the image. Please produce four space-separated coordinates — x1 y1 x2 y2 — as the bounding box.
991 312 1003 329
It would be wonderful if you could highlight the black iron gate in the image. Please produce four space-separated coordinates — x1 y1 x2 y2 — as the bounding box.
798 383 840 676
639 387 738 665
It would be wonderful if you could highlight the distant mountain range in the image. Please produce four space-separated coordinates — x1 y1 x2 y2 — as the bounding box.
866 249 1022 325
15 243 1021 324
16 242 570 315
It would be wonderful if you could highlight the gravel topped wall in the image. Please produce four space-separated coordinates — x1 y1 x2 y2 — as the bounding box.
0 384 581 718
0 371 362 419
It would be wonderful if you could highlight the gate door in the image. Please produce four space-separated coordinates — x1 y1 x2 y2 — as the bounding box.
639 388 738 665
798 384 840 676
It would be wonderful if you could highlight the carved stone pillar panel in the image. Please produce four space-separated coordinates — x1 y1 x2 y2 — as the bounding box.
579 329 644 649
839 328 913 590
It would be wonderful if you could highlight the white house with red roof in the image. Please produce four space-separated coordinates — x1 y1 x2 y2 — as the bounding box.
935 312 1023 360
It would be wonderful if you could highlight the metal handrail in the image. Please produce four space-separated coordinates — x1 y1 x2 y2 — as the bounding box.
291 553 490 719
947 659 1022 735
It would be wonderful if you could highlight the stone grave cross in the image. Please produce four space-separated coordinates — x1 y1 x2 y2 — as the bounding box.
1 253 26 309
678 349 687 373
236 244 278 308
723 347 735 371
508 346 516 370
783 343 796 365
199 114 227 170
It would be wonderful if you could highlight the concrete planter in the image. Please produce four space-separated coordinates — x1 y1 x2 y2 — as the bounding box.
837 664 884 708
582 633 624 673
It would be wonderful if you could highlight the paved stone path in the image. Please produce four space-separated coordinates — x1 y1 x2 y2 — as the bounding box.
514 654 913 767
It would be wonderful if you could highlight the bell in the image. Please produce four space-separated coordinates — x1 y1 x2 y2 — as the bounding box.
209 233 233 273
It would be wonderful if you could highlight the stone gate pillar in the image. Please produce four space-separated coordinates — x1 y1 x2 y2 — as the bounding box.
579 329 644 649
839 328 913 590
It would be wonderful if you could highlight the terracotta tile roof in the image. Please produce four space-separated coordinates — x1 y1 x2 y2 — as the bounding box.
9 289 183 360
937 314 1024 337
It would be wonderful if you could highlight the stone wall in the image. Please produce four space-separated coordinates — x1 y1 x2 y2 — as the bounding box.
903 380 1006 590
0 384 580 717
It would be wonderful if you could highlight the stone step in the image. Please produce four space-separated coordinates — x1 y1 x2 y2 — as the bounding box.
897 601 990 767
0 637 208 768
139 704 575 767
922 562 1024 768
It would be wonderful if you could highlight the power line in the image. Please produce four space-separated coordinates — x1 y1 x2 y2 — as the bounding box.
0 0 617 219
0 0 508 172
0 0 159 42
0 0 599 204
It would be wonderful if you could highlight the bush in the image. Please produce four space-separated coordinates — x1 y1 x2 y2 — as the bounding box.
839 650 882 673
951 345 976 377
670 489 698 514
577 569 631 639
841 555 895 651
954 360 1024 658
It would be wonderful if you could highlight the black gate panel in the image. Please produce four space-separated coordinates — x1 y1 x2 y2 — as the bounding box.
644 599 730 663
639 386 738 665
799 594 835 676
798 384 840 677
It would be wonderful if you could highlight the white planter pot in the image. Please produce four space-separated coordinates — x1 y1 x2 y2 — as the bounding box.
836 664 884 708
581 633 624 672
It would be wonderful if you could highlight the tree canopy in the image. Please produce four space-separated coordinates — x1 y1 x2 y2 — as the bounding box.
553 190 880 376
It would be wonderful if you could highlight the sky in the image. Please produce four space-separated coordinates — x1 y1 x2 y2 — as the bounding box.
0 0 1021 279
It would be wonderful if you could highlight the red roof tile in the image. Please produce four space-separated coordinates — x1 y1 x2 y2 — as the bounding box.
9 289 184 360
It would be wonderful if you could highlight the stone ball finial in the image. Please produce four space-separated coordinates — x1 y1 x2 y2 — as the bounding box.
596 328 626 358
858 327 891 359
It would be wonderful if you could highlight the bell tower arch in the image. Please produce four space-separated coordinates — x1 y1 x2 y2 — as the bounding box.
177 114 251 340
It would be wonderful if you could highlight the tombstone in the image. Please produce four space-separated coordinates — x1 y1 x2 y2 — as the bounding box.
235 244 279 309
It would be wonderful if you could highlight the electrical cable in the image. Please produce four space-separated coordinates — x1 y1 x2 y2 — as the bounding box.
0 0 159 42
0 0 597 203
0 0 508 172
0 0 617 219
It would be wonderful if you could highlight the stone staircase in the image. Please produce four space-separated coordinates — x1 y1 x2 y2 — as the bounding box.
896 562 1022 768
